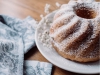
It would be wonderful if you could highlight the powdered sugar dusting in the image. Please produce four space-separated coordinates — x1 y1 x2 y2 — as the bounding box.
45 4 51 14
54 20 89 51
50 16 79 38
38 17 53 48
56 2 61 7
51 0 99 57
78 0 94 3
40 14 44 19
38 0 100 61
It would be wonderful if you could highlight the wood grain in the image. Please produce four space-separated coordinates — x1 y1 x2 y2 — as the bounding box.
0 0 99 75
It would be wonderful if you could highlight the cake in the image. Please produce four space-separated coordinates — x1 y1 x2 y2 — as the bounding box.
50 0 100 62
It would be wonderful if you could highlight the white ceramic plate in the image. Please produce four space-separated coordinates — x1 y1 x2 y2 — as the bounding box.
35 11 100 74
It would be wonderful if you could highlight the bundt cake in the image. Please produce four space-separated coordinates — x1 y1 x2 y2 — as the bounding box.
50 0 100 62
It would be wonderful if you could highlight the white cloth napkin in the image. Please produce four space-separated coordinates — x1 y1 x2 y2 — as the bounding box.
24 61 52 75
0 15 52 75
1 15 36 53
0 23 24 75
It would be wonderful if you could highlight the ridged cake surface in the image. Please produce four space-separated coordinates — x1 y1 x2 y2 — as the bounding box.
50 0 100 62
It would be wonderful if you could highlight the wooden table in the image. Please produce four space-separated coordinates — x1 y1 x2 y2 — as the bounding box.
0 0 99 75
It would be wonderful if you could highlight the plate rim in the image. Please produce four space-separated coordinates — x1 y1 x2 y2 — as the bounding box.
35 11 100 74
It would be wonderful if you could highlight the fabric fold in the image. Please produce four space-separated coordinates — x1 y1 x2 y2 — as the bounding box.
0 22 24 75
24 61 52 75
0 15 52 75
1 15 36 53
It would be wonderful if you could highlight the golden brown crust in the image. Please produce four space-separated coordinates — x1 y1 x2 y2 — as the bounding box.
52 42 99 62
50 0 100 62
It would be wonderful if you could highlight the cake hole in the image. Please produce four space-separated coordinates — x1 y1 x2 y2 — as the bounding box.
75 7 97 19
